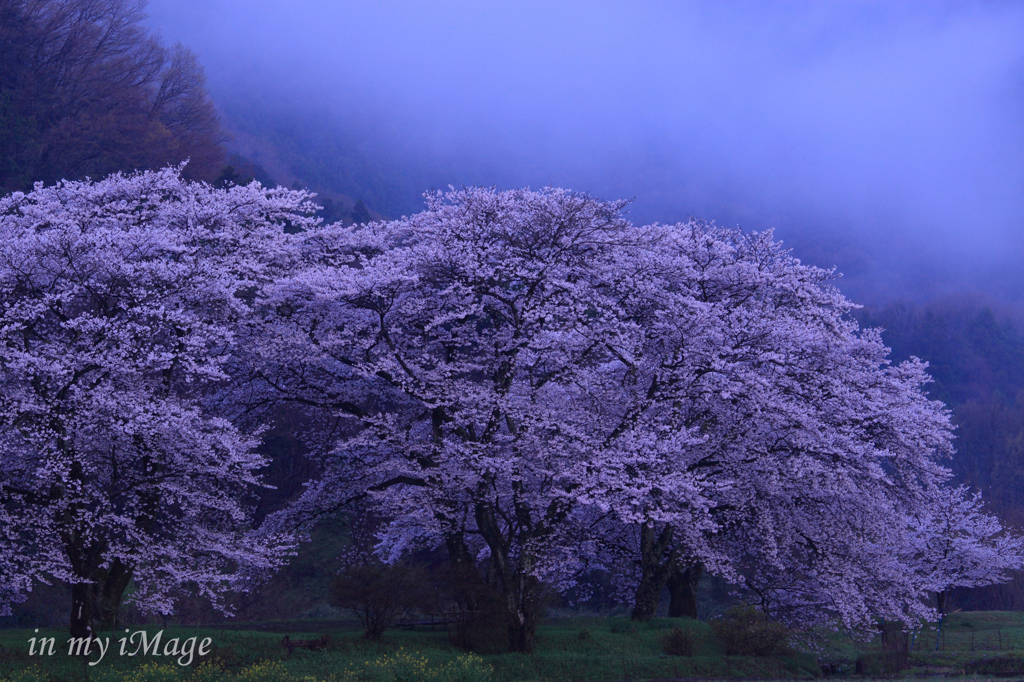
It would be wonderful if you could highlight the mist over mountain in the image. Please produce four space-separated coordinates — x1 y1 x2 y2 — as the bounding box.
141 0 1024 306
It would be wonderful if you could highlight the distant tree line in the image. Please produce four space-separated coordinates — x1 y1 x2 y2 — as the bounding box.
861 301 1024 610
0 0 383 225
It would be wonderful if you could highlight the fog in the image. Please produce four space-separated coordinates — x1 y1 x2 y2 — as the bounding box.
144 1 1024 304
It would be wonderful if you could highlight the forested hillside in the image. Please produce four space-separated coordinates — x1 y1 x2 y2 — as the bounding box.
0 0 225 192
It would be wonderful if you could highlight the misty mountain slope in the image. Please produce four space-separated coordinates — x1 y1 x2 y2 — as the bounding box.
204 86 1024 310
215 89 418 219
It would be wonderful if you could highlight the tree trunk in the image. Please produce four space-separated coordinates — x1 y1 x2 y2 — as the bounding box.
632 571 664 622
504 571 544 653
506 613 537 653
442 532 502 650
667 563 703 618
630 522 677 621
69 582 94 640
97 560 133 631
473 502 545 652
445 533 477 574
62 459 135 640
69 560 133 641
935 590 947 652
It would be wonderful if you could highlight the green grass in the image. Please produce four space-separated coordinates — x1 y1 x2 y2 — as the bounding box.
4 612 1024 681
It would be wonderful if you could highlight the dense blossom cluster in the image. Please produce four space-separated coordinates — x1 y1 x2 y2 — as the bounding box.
248 184 1020 645
1 169 1020 648
905 485 1024 610
0 167 314 633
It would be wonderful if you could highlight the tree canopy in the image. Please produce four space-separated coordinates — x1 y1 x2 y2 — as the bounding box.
1 173 1019 650
0 166 315 636
246 186 994 649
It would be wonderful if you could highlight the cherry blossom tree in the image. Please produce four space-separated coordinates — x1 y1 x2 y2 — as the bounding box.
3 168 1007 647
0 166 314 637
731 484 1023 641
247 186 961 648
906 485 1024 619
248 187 644 651
545 220 954 629
708 483 938 632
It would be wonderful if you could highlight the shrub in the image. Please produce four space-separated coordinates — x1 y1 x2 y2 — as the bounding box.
964 653 1024 676
333 563 425 641
427 564 507 653
709 605 790 656
662 627 701 656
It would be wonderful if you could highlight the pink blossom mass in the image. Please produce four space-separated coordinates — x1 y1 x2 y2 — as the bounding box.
1 169 1021 652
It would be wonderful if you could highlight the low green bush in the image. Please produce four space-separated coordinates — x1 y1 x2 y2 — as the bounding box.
964 652 1024 676
709 605 790 657
661 627 701 656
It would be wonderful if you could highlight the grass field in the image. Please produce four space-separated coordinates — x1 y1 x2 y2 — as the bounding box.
3 612 1024 681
